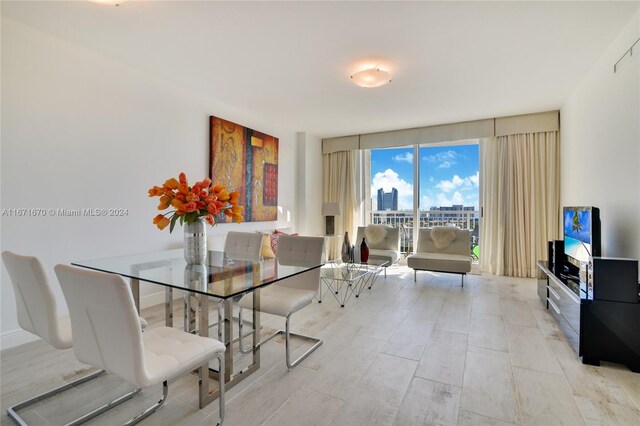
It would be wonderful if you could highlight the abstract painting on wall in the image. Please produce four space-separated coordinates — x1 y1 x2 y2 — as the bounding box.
209 116 278 222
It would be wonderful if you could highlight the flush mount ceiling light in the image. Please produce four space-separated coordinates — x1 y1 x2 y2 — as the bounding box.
350 67 392 88
90 0 125 5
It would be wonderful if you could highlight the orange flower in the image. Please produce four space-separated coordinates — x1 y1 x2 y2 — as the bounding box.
228 191 240 205
153 214 170 230
149 173 244 232
207 200 224 215
177 183 189 196
158 195 171 210
170 198 184 209
163 178 179 190
224 205 244 223
178 172 188 185
148 186 164 197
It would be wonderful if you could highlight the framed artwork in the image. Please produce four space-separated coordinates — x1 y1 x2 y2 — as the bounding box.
209 116 279 222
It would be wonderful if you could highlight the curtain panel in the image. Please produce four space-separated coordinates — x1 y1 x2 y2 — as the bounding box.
323 151 357 238
480 131 560 278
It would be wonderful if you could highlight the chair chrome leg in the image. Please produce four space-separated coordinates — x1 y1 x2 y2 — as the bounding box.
239 308 322 369
282 313 323 369
461 274 465 287
123 381 168 426
68 386 142 426
7 369 141 426
414 269 417 282
216 352 225 426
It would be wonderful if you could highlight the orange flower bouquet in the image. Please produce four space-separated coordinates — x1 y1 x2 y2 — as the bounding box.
148 172 243 232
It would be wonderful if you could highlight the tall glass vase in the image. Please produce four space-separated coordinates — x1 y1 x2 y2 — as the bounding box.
184 217 207 264
360 237 369 263
341 232 351 262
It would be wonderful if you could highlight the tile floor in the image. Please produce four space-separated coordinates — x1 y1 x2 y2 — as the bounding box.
1 266 639 425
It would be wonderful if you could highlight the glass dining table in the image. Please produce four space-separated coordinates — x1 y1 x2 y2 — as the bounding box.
72 249 323 409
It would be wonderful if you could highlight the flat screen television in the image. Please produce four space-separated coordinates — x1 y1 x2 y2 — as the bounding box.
563 206 601 267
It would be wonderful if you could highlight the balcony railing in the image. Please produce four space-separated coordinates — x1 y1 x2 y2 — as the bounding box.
369 210 479 257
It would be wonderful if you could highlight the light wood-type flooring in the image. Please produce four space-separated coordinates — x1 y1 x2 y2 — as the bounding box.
2 266 639 425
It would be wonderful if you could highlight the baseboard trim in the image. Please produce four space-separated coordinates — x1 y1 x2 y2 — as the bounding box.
1 290 184 351
139 288 184 310
1 329 39 350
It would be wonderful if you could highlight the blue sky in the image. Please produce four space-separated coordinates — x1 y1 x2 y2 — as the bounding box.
371 144 479 211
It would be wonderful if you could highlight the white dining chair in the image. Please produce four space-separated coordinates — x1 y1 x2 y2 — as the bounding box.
223 231 263 262
54 264 227 425
1 251 144 425
237 235 324 369
209 231 264 334
205 231 264 334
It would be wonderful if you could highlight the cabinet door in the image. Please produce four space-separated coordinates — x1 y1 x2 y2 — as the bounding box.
549 278 581 336
537 275 548 307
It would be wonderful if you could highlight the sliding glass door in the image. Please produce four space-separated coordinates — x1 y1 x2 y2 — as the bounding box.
418 143 479 260
368 141 480 260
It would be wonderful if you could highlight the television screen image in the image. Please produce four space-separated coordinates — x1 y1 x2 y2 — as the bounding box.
563 207 595 264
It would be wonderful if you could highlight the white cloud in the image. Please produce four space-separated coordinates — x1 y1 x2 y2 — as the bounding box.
421 195 433 210
469 171 479 186
393 152 413 163
371 168 413 210
435 191 465 207
435 172 479 193
423 150 458 169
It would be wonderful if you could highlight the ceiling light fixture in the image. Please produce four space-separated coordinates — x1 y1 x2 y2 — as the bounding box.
90 0 125 6
350 67 392 88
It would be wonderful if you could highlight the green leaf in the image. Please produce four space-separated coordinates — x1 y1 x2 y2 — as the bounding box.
169 214 179 233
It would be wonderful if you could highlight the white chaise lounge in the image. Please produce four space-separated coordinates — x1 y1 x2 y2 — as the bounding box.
407 227 472 286
355 225 400 277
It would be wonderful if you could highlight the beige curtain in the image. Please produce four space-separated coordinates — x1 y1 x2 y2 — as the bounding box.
480 131 560 277
323 151 357 239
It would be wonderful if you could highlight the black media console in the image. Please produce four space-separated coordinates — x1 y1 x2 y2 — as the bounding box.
537 257 640 372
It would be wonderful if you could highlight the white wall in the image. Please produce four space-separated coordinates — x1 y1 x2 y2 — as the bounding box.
561 11 640 262
0 17 313 348
295 132 324 236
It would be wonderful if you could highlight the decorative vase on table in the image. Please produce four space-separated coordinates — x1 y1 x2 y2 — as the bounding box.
148 172 245 265
360 237 369 263
341 232 351 262
184 217 207 264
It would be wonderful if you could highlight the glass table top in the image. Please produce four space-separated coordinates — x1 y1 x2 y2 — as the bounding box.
73 249 323 300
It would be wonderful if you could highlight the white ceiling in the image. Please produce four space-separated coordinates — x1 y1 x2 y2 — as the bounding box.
2 1 638 138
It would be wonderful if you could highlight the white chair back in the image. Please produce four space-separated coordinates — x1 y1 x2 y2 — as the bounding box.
55 265 146 387
224 231 263 262
2 251 70 349
276 236 325 292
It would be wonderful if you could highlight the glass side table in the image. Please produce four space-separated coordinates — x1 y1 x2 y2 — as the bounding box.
319 259 389 307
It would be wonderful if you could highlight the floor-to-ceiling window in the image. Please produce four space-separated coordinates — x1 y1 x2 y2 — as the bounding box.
369 147 414 252
419 143 480 260
368 141 480 260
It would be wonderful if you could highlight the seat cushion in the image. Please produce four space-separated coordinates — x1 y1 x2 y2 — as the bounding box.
141 327 225 388
407 252 471 273
238 285 316 317
368 249 399 264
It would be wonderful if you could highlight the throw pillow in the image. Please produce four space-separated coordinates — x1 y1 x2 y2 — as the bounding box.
270 230 299 255
365 225 388 246
259 233 275 258
430 226 457 249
